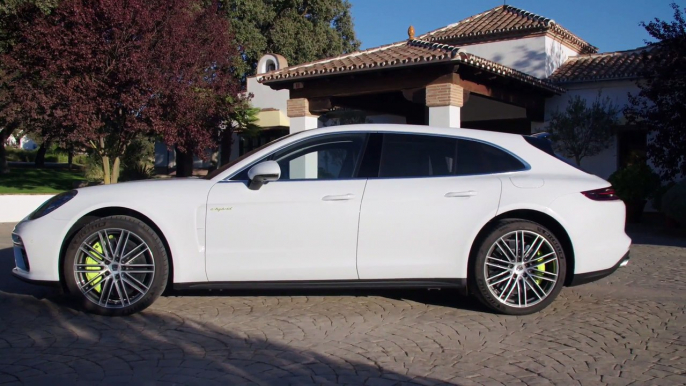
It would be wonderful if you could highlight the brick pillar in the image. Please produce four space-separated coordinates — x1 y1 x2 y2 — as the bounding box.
426 83 465 128
287 98 319 134
286 98 319 178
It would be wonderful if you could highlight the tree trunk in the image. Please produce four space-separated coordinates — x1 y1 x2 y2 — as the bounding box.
175 146 194 177
35 142 48 167
102 155 112 184
0 130 10 175
219 132 233 166
111 156 121 184
68 150 73 170
575 155 582 167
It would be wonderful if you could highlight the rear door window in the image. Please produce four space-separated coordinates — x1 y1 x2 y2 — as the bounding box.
378 134 457 178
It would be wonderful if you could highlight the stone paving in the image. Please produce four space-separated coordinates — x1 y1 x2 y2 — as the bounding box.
0 222 685 385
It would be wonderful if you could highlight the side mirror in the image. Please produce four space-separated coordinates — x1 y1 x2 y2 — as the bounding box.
247 161 281 190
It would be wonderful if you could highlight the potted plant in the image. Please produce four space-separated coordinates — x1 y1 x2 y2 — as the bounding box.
609 159 661 223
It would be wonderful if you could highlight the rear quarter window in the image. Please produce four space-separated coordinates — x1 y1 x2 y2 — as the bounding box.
456 139 527 175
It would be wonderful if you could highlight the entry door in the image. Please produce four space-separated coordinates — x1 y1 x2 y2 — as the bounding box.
205 133 368 282
356 133 507 279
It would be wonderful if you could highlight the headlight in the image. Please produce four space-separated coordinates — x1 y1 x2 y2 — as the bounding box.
29 190 78 220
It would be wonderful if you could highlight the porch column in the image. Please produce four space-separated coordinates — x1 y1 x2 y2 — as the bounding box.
287 98 319 133
426 83 465 128
286 98 318 178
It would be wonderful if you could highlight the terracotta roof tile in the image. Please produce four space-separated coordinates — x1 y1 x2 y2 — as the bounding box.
259 39 565 94
549 48 649 83
419 5 597 54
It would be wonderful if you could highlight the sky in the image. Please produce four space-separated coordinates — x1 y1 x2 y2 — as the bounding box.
348 0 683 53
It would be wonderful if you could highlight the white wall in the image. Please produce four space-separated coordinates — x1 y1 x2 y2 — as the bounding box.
247 77 290 112
545 80 638 117
0 195 54 222
544 80 640 179
462 36 548 78
544 37 579 78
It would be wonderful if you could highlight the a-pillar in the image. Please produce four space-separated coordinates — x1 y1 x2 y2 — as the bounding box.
426 83 465 128
286 98 319 178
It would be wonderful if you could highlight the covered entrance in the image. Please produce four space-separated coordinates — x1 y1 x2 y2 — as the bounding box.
258 39 564 134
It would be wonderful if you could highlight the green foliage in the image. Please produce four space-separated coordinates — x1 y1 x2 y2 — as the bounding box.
321 109 368 126
121 136 155 169
84 152 104 182
625 3 686 180
226 95 261 137
5 147 85 163
661 179 686 224
119 135 156 181
120 163 154 181
547 93 620 166
609 161 661 203
224 0 360 79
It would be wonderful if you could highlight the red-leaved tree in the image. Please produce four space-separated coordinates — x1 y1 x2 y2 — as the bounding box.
4 0 239 183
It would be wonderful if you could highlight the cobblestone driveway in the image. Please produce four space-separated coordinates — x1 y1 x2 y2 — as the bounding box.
1 222 685 385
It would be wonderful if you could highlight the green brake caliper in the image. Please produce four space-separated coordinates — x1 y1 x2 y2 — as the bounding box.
533 250 547 285
85 235 115 293
85 242 104 293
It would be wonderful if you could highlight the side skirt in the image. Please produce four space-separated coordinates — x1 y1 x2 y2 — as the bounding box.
174 278 467 292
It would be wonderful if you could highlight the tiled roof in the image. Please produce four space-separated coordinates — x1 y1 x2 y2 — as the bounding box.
550 48 649 83
420 5 597 54
259 39 566 94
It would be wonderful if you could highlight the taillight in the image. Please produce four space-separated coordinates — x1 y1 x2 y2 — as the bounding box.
581 187 620 201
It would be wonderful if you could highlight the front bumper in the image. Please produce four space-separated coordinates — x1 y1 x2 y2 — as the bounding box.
569 251 630 286
11 217 71 283
11 268 61 287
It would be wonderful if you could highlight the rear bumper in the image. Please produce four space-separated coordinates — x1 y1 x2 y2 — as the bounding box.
569 251 630 286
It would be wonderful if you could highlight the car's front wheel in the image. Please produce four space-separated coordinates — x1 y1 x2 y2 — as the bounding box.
64 215 169 316
471 219 566 315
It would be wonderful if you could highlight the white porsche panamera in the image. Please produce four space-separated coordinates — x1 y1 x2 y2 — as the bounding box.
11 124 631 316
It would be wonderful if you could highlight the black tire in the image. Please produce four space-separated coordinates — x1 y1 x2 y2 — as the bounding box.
470 219 566 315
63 215 169 316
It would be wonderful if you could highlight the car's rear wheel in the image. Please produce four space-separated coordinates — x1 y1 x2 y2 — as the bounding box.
471 219 566 315
64 215 168 316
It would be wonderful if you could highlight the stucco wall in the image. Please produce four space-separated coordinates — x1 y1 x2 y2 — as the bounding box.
247 77 290 112
544 37 579 78
543 80 640 179
462 36 548 78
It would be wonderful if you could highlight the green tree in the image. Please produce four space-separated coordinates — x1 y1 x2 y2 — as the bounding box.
625 3 686 180
546 93 620 167
225 0 360 79
217 95 261 166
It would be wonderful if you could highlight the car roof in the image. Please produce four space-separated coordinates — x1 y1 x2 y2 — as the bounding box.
295 124 525 143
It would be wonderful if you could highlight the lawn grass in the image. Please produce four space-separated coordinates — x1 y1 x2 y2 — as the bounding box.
0 167 84 194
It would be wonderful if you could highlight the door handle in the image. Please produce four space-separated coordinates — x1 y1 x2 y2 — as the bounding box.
445 190 477 198
322 193 355 201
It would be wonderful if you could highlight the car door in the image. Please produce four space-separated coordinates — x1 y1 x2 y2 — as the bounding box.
356 133 525 280
205 132 368 282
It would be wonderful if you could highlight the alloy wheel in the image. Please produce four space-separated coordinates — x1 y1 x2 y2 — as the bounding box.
483 230 559 308
73 228 155 309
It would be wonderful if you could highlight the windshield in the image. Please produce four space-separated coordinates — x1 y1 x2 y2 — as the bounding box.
205 133 296 180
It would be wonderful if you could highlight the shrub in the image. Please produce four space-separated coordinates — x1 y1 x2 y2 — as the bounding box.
661 180 686 224
6 148 37 162
609 162 661 203
120 163 154 181
84 153 104 182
